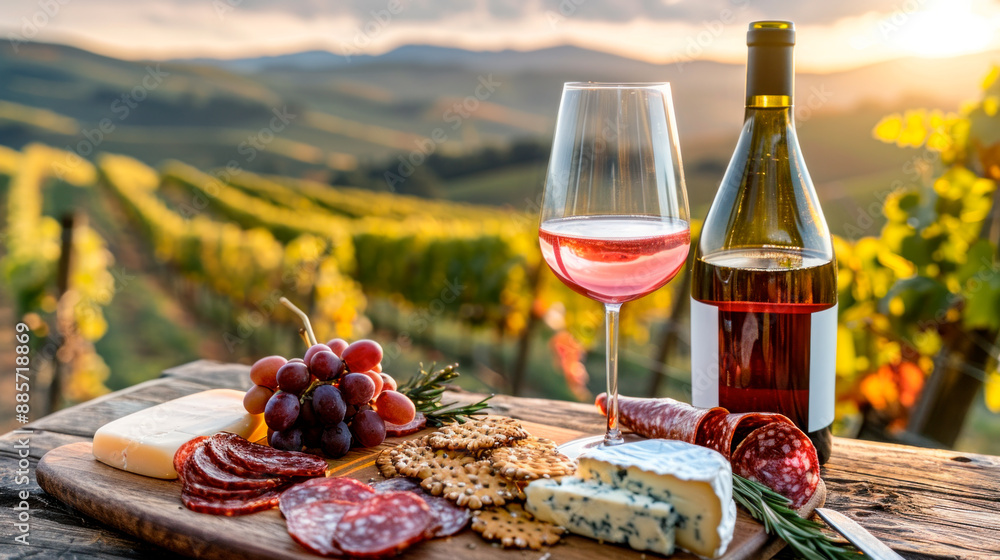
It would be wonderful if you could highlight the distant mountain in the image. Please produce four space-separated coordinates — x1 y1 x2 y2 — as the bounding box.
2 39 998 210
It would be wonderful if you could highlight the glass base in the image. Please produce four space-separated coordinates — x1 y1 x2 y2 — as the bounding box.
557 433 646 460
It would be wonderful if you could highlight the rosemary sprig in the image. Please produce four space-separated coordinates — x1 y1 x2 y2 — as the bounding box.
398 363 492 426
733 475 862 560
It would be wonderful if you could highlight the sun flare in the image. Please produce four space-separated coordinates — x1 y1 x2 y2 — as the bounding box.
892 1 996 58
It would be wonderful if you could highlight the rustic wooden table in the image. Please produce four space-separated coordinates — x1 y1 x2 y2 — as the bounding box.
2 360 998 559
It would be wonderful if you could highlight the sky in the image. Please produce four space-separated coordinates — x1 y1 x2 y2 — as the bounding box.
2 0 1000 72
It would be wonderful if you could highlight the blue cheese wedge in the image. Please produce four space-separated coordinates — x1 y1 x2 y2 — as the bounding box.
577 439 736 558
525 476 677 556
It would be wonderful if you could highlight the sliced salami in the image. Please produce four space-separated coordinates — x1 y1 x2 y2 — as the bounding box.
183 478 286 501
370 477 422 493
286 500 352 557
371 478 470 537
181 487 282 516
333 491 434 558
698 412 794 459
211 432 328 477
173 436 208 481
186 445 284 490
731 422 820 508
596 393 726 444
204 435 260 477
279 477 375 517
385 412 427 437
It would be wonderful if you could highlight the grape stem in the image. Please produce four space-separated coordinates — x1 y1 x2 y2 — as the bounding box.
280 297 318 346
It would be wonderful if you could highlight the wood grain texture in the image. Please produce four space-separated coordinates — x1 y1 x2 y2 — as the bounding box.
35 420 805 560
1 360 998 560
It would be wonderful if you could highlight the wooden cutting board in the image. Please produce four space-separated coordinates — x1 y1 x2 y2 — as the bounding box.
36 421 824 560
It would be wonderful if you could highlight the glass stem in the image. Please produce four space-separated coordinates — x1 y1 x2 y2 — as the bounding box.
604 302 624 446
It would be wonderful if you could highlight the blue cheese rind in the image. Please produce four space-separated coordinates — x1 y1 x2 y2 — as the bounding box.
525 477 676 556
578 439 736 558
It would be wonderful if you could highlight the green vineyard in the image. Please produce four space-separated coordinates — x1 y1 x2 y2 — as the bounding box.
1 144 689 407
4 66 998 448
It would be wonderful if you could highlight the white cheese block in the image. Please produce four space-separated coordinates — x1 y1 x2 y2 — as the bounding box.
577 439 736 558
525 477 677 556
92 389 265 479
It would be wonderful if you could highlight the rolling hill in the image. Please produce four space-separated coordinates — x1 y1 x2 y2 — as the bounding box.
0 40 996 219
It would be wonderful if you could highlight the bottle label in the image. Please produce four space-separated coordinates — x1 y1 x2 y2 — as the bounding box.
691 298 837 432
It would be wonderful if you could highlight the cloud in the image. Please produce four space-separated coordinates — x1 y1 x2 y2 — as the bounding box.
1 0 998 72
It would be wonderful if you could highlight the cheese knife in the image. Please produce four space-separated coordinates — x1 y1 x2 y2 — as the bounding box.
815 508 905 560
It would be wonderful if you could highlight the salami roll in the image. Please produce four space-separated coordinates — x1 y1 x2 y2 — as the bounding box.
731 422 820 508
279 477 375 517
371 478 470 537
181 487 282 516
697 412 794 459
210 432 328 478
285 500 351 557
385 412 427 437
333 491 434 558
595 393 727 444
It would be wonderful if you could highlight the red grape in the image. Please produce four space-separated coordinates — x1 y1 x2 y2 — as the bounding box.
325 338 349 356
270 428 303 451
304 343 332 365
250 356 286 390
341 340 383 373
359 370 384 395
288 358 305 364
302 426 322 449
373 363 382 373
243 384 273 415
351 409 386 448
298 397 317 426
264 392 300 431
312 384 347 426
321 422 352 458
276 362 312 395
374 390 416 425
379 373 397 392
340 373 377 405
309 351 343 381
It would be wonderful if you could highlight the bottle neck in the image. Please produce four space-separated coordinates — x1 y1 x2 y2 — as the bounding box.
745 43 794 107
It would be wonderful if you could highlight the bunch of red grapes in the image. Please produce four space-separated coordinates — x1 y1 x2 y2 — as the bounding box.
243 338 416 458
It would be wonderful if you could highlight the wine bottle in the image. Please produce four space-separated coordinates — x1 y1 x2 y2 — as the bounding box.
690 21 837 464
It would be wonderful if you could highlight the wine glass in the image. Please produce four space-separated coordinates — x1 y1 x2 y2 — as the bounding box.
539 82 690 449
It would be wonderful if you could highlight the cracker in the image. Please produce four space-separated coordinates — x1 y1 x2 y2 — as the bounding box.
387 437 475 479
471 504 564 549
488 439 577 481
375 448 397 478
427 415 529 451
420 459 525 509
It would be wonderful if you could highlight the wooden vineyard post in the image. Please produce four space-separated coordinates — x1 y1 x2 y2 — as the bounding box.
47 212 77 414
647 271 691 397
511 263 544 396
906 325 998 447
